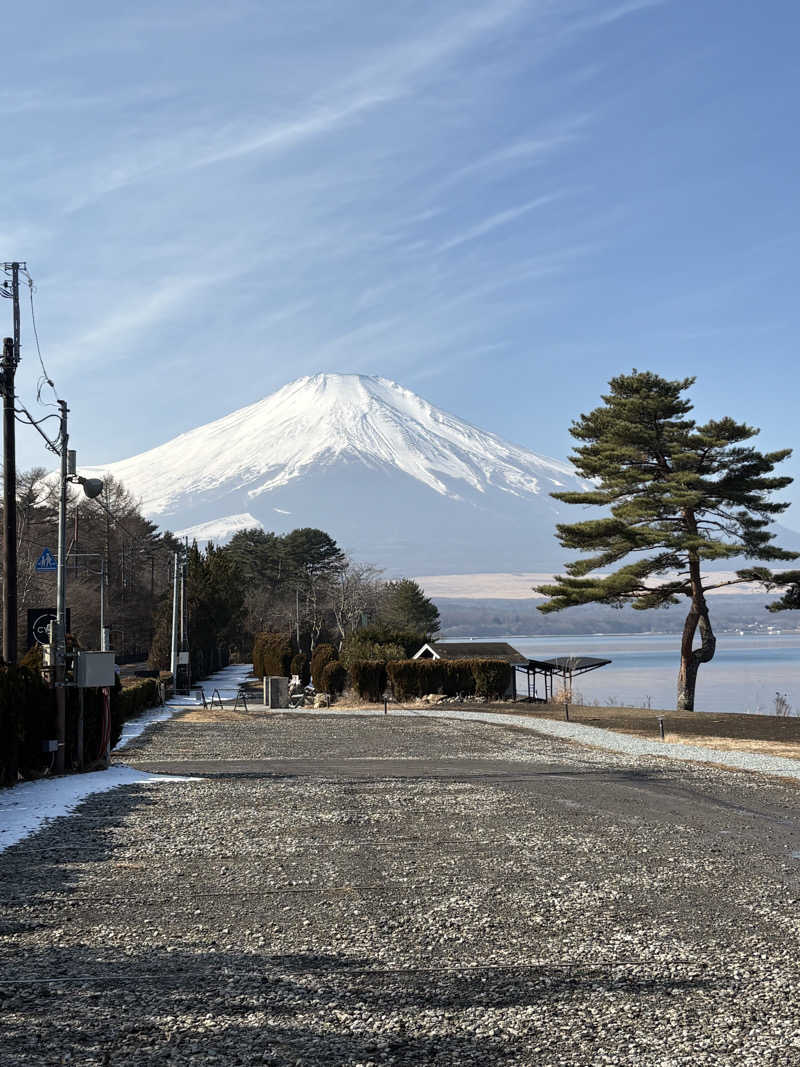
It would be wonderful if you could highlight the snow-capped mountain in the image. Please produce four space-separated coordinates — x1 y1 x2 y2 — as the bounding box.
82 374 591 574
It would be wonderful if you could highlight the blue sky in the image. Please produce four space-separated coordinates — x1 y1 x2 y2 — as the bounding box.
4 1 800 520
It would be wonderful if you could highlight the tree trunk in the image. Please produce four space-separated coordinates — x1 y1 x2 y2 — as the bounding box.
677 555 716 711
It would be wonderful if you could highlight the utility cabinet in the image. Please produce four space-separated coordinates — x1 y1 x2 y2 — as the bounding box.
264 676 289 709
75 651 116 688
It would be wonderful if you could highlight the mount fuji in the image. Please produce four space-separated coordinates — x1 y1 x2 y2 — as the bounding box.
83 374 592 574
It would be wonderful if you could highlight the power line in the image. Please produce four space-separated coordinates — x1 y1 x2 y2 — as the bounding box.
20 268 59 406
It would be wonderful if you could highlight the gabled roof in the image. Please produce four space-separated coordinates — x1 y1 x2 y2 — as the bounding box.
414 641 528 665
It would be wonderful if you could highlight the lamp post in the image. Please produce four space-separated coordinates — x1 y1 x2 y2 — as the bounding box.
53 399 104 774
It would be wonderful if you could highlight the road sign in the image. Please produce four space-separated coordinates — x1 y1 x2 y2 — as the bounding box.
34 548 57 572
27 608 71 648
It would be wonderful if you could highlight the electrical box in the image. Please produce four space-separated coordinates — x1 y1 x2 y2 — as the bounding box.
75 651 116 688
178 651 190 665
264 676 289 709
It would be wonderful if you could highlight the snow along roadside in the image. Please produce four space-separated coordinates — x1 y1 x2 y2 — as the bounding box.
293 705 800 782
0 664 253 854
115 662 255 752
0 766 198 854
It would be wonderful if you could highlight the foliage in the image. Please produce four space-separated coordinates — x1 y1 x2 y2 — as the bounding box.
379 579 440 637
310 643 337 685
0 664 54 786
470 659 512 699
339 633 406 669
385 658 481 700
535 370 795 710
291 653 310 685
252 631 294 677
348 660 388 701
14 470 174 659
319 660 348 697
150 541 246 678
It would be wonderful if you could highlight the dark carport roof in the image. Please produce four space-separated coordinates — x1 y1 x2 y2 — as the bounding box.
525 656 612 675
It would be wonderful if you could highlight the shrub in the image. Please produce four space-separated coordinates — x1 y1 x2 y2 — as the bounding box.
291 653 310 686
471 659 511 700
253 631 294 677
320 660 348 697
310 643 337 685
384 657 507 700
349 660 388 702
385 659 439 700
339 634 406 668
442 659 476 696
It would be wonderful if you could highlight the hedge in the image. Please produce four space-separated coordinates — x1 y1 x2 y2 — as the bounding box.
310 644 337 686
348 660 388 702
1 670 163 786
471 659 512 699
319 661 347 697
252 632 294 678
291 653 310 686
385 658 510 701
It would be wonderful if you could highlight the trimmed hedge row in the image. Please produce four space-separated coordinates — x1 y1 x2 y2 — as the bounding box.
1 670 163 786
348 658 512 701
252 632 294 678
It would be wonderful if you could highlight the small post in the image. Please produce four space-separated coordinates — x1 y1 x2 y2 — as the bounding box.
77 688 85 770
658 716 665 740
384 698 388 716
564 701 570 722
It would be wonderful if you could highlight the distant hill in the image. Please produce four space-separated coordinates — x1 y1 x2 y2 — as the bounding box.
435 595 800 638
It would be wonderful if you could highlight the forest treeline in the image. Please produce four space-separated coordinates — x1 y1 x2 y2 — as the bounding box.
1 470 440 673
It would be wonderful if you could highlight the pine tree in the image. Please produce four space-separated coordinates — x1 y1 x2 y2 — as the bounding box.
379 579 440 638
536 371 796 710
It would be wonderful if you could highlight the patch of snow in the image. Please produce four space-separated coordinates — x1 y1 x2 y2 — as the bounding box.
174 512 262 546
0 766 198 854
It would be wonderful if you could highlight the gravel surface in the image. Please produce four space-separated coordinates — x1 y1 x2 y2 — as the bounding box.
3 711 800 1064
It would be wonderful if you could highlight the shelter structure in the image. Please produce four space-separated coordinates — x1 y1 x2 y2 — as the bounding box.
411 641 611 702
515 656 612 703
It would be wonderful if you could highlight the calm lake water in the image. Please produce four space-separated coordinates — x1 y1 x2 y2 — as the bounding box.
455 633 800 715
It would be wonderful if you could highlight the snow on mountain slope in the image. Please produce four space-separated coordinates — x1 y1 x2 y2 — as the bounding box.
83 375 587 517
81 374 591 572
173 513 264 546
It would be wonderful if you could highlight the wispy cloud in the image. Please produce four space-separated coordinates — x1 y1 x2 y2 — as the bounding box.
437 194 563 252
46 273 222 369
432 117 592 194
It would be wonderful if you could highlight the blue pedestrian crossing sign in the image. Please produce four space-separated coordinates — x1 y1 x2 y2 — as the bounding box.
35 548 57 572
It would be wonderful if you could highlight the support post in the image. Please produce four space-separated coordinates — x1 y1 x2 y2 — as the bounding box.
54 400 69 774
77 688 84 770
170 552 179 683
2 335 17 664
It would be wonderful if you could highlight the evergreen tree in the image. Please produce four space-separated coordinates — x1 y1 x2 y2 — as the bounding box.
536 371 796 710
379 579 440 638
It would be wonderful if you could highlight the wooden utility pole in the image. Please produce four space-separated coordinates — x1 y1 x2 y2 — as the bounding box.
1 260 22 663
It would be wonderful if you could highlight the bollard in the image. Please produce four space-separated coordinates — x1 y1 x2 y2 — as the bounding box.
564 702 570 722
384 698 388 716
658 716 665 740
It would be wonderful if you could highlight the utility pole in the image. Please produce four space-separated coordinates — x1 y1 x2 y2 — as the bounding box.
1 261 22 663
170 552 179 685
54 400 68 774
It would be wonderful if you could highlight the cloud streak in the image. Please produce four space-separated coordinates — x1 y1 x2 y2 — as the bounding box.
437 194 564 252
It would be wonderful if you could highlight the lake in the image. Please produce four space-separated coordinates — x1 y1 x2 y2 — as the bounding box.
458 633 800 715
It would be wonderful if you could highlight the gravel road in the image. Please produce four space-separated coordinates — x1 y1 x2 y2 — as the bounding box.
2 709 800 1065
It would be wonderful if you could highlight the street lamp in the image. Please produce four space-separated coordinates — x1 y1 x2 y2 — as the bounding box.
53 400 104 773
